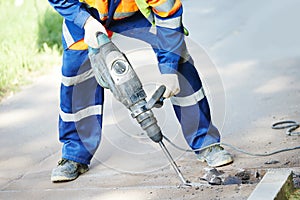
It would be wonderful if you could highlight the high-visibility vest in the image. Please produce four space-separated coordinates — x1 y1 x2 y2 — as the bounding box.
79 0 182 22
69 0 186 50
79 0 138 21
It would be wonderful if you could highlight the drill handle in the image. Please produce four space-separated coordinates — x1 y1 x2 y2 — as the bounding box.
88 32 111 54
96 32 110 46
146 85 166 110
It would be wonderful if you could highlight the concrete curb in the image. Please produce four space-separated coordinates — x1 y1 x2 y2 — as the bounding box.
247 168 293 200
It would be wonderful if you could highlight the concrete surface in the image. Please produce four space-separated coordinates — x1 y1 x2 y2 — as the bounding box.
1 0 300 199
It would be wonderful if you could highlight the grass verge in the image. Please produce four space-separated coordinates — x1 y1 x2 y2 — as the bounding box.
0 0 62 101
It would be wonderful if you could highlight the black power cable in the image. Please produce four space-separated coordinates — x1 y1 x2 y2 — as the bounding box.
163 120 300 156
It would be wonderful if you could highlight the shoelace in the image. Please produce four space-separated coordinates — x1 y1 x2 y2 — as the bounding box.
58 159 69 165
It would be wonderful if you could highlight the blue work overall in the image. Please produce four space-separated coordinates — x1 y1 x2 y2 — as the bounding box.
59 10 220 165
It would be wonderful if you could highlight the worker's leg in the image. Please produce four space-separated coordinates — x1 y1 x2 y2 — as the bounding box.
171 45 233 167
52 20 104 182
171 50 220 150
58 19 104 165
59 49 103 165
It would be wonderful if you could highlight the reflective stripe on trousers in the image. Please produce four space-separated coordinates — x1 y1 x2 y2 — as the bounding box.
59 49 103 165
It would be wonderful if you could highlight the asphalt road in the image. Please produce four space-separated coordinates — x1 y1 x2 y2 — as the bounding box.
1 0 300 199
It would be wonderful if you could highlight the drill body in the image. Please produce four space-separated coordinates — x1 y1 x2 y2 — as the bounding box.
88 34 163 143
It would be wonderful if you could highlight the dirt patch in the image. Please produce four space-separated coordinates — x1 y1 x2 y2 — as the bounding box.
199 168 266 186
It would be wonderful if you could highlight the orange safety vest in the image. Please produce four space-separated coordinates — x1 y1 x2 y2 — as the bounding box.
70 0 182 50
80 0 182 20
80 0 139 21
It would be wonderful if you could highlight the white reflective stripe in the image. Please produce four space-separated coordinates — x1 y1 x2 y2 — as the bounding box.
99 13 108 19
62 20 75 48
61 69 94 87
154 16 181 29
114 11 137 19
171 87 206 107
154 0 175 12
60 105 103 122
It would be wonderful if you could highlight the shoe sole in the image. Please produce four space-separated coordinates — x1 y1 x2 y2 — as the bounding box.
51 175 78 183
51 168 88 183
208 158 234 168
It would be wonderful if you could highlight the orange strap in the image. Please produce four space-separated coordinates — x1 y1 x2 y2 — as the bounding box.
69 30 114 50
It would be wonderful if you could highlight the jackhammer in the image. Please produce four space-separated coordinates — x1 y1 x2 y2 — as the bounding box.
88 33 190 186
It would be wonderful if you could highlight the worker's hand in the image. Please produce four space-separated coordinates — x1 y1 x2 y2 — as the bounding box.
158 74 180 98
83 16 108 48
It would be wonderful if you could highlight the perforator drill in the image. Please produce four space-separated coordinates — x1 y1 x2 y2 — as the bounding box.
88 33 189 186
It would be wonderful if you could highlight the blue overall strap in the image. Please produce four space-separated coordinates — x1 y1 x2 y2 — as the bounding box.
106 0 121 27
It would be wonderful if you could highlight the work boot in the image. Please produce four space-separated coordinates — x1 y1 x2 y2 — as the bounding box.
51 159 89 182
197 145 233 167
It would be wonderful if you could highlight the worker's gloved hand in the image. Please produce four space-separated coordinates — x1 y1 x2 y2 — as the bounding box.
159 74 180 98
84 16 108 48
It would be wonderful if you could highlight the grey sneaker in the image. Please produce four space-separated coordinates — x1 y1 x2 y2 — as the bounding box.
197 145 233 167
51 159 89 182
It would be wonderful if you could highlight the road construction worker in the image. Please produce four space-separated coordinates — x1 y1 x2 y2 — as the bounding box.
48 0 233 182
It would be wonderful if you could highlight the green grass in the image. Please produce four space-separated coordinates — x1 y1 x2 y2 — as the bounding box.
0 0 63 100
289 188 300 200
